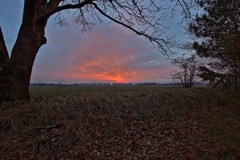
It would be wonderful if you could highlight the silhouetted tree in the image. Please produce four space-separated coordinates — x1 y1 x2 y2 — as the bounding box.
171 54 197 88
189 0 240 91
0 0 193 102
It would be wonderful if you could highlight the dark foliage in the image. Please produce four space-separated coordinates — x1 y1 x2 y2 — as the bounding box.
189 0 240 92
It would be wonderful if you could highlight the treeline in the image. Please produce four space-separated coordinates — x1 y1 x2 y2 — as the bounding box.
30 82 205 87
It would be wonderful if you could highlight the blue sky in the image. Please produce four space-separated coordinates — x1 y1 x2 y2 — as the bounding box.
0 1 188 83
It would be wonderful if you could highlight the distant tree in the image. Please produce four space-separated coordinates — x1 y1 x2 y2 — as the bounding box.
189 0 240 91
56 79 66 91
0 0 194 102
171 54 197 88
35 77 45 94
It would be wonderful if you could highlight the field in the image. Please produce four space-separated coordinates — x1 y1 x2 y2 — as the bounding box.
30 85 184 95
1 86 240 159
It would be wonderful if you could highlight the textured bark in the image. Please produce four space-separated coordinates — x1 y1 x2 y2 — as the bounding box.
8 32 46 100
0 0 48 102
0 27 9 61
6 0 47 101
0 27 10 102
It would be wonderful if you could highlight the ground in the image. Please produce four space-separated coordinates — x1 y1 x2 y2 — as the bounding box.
1 86 240 159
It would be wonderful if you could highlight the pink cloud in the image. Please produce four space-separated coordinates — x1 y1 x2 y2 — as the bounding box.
32 25 173 83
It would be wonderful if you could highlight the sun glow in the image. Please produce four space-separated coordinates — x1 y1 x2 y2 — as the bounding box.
107 73 126 83
93 71 127 83
114 74 125 83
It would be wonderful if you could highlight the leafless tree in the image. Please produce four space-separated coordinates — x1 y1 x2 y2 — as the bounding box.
171 54 197 88
35 77 45 94
56 79 67 92
0 0 195 102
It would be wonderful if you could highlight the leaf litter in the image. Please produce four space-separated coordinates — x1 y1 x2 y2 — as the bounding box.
0 90 240 159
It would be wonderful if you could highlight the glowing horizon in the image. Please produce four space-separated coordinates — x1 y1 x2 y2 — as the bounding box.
0 1 184 84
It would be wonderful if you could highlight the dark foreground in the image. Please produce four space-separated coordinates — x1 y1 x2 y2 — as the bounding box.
1 88 240 159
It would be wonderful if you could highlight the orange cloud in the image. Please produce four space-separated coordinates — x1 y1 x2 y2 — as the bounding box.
32 25 174 83
66 51 139 82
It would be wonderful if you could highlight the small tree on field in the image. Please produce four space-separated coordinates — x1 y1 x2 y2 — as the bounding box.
171 54 198 88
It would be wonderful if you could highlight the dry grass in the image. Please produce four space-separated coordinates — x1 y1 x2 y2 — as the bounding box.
0 88 240 159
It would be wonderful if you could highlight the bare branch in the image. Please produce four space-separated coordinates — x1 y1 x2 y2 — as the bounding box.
171 54 198 87
47 0 63 11
177 0 191 18
90 2 173 54
43 0 92 18
39 0 182 54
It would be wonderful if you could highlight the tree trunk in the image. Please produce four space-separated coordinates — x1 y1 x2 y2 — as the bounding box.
1 27 46 102
0 27 10 102
9 39 46 100
0 0 48 102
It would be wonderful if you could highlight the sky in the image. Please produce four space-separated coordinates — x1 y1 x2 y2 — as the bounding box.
0 1 188 84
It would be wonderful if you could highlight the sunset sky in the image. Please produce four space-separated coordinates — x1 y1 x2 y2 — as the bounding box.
0 1 188 83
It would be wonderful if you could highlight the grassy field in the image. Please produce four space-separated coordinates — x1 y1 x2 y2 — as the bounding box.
30 85 209 95
1 86 240 159
30 85 172 95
